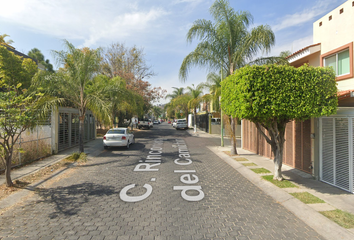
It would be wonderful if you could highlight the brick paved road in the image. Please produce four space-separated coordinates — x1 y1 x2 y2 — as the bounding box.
0 123 325 240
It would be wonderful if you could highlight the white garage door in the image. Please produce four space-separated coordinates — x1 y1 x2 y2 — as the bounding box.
319 117 353 193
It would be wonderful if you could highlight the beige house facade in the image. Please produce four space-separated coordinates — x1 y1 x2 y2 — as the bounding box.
243 0 354 193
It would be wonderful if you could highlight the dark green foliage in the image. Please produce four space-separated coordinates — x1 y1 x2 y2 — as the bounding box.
221 64 338 123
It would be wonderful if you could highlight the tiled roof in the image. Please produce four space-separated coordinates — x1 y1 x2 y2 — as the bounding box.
285 43 321 59
1 44 37 63
338 89 354 100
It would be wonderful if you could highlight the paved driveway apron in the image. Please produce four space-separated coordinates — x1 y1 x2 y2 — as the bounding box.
0 125 324 240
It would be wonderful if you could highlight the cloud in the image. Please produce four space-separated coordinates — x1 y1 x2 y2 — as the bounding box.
272 35 314 56
172 0 203 4
0 0 168 47
271 0 341 32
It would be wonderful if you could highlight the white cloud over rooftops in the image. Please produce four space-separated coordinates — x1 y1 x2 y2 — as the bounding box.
271 0 341 32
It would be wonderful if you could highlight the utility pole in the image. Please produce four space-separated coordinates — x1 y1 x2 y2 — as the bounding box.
220 67 224 147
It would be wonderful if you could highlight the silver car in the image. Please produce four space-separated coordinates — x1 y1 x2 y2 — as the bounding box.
103 128 135 149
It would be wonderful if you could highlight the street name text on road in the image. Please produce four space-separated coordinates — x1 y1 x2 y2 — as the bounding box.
173 139 205 201
119 138 205 202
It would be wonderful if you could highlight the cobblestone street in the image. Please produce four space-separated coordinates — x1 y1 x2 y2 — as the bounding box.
0 124 325 239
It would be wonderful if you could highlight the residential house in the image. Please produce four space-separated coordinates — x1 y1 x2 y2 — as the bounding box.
242 0 354 193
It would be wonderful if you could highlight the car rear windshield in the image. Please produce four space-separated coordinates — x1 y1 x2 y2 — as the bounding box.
177 120 186 123
107 129 125 134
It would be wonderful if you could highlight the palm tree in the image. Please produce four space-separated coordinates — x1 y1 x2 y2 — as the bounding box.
151 106 162 119
166 87 185 100
0 34 14 46
50 40 110 153
169 94 192 123
187 83 204 132
204 70 227 112
179 0 275 154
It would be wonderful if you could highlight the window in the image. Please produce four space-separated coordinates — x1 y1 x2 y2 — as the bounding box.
319 21 322 27
321 42 353 81
324 49 350 76
329 15 332 21
340 8 344 14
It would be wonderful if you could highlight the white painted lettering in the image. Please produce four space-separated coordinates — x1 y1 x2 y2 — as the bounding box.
174 158 192 165
151 147 162 151
120 184 152 202
179 153 190 158
180 174 199 184
149 151 162 154
173 186 205 201
146 155 161 160
134 163 160 171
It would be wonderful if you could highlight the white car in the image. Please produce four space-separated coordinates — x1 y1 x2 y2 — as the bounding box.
103 128 135 149
176 119 188 130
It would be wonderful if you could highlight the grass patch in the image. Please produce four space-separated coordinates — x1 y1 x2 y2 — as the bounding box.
66 152 87 163
222 151 238 156
290 192 325 204
242 162 257 167
250 168 271 174
262 175 298 188
233 157 248 162
320 209 354 229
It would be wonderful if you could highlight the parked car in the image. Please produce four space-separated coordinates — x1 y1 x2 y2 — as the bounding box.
103 128 135 149
153 120 159 124
176 119 188 130
172 120 177 128
168 120 171 124
138 118 151 129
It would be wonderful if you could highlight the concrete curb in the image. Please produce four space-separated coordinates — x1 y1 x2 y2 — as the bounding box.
208 146 354 240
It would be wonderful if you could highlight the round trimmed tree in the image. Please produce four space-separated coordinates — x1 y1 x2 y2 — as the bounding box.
221 64 337 180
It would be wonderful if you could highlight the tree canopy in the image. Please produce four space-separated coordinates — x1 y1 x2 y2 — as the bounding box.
221 64 338 180
28 48 54 73
100 43 165 112
0 45 37 91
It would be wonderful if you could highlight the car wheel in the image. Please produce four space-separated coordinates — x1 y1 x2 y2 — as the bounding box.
126 141 130 149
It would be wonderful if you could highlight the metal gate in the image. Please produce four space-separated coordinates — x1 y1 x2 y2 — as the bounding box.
319 117 353 193
58 109 95 151
196 114 209 133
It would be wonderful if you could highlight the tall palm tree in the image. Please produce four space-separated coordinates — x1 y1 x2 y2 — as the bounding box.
187 83 204 132
179 0 275 154
50 40 110 153
166 87 185 100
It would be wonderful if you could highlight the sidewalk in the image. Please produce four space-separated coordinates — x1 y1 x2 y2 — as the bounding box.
0 138 104 186
188 128 354 240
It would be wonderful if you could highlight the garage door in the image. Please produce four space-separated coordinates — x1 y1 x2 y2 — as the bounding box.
319 117 353 193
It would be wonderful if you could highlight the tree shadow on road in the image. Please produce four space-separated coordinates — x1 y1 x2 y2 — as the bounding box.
35 183 117 219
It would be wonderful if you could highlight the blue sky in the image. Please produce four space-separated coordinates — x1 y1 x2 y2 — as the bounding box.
0 0 347 104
